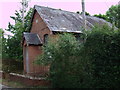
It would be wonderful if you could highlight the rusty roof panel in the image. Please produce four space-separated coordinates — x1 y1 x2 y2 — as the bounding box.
23 32 42 45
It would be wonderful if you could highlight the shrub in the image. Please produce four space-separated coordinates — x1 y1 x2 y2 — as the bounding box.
2 59 23 73
83 25 120 88
36 25 120 88
36 33 93 88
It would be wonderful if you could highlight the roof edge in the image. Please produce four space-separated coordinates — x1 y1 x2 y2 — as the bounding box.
28 6 36 32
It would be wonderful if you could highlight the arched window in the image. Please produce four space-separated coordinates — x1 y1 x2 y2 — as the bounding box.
44 34 48 44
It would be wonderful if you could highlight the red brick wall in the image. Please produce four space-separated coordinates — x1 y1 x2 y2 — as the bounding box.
23 46 26 73
23 11 52 76
30 11 52 42
28 46 41 72
28 46 49 76
9 74 50 87
1 72 50 87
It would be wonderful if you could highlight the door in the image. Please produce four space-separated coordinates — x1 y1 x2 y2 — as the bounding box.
25 46 29 73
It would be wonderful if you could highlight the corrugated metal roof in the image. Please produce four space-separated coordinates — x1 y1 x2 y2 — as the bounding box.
23 32 42 45
34 5 112 33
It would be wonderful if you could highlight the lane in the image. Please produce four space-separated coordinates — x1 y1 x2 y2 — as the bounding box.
0 84 11 89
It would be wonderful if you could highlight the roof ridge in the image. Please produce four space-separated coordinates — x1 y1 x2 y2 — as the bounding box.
29 5 113 33
34 5 81 16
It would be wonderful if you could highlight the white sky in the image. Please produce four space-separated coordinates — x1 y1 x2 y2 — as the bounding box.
0 0 119 2
0 0 119 31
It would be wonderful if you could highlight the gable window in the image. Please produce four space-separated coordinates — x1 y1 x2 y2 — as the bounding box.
44 34 48 44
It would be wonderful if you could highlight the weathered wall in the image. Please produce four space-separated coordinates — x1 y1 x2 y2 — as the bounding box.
1 72 50 87
28 46 49 76
30 11 52 42
23 46 26 74
23 10 83 76
23 11 52 76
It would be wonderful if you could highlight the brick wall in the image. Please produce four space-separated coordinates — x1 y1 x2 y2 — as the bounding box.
23 11 52 76
1 72 50 87
30 11 52 42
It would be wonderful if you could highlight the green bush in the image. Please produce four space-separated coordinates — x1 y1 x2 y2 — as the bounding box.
83 25 120 88
36 33 93 88
2 59 23 73
36 25 120 88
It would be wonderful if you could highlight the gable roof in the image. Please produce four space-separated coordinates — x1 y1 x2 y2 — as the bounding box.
31 5 112 33
23 32 42 45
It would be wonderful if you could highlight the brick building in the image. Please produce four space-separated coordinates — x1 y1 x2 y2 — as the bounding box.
22 5 112 76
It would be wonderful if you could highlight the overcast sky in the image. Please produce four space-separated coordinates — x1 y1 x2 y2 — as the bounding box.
0 0 119 30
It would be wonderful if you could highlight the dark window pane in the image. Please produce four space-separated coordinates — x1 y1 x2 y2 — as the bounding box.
44 34 48 44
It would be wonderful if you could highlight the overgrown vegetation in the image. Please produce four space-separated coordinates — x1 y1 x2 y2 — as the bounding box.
36 25 120 88
2 7 33 73
0 28 3 70
83 25 120 88
2 8 33 60
94 4 120 28
1 78 49 88
2 59 23 73
36 33 92 88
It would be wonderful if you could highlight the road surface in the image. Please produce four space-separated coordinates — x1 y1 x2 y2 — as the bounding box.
0 84 11 89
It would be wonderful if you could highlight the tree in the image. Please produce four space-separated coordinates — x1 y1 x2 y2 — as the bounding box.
0 28 4 60
117 4 120 28
0 28 7 58
36 25 120 88
76 11 91 16
84 25 120 88
3 8 33 60
93 5 120 29
2 3 33 73
106 5 120 28
94 14 108 20
36 34 93 88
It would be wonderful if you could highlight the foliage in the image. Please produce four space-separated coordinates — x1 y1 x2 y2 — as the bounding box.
36 25 120 88
2 59 23 73
0 28 3 59
36 34 93 88
83 25 120 88
0 29 4 70
2 6 33 72
94 14 108 20
93 5 120 29
1 30 8 59
106 5 120 28
76 11 91 16
118 5 120 28
2 8 33 60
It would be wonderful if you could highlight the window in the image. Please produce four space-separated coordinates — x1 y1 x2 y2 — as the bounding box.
36 19 38 23
44 34 48 44
75 34 81 41
75 34 83 42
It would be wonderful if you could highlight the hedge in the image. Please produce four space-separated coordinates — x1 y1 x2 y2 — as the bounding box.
36 25 120 88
